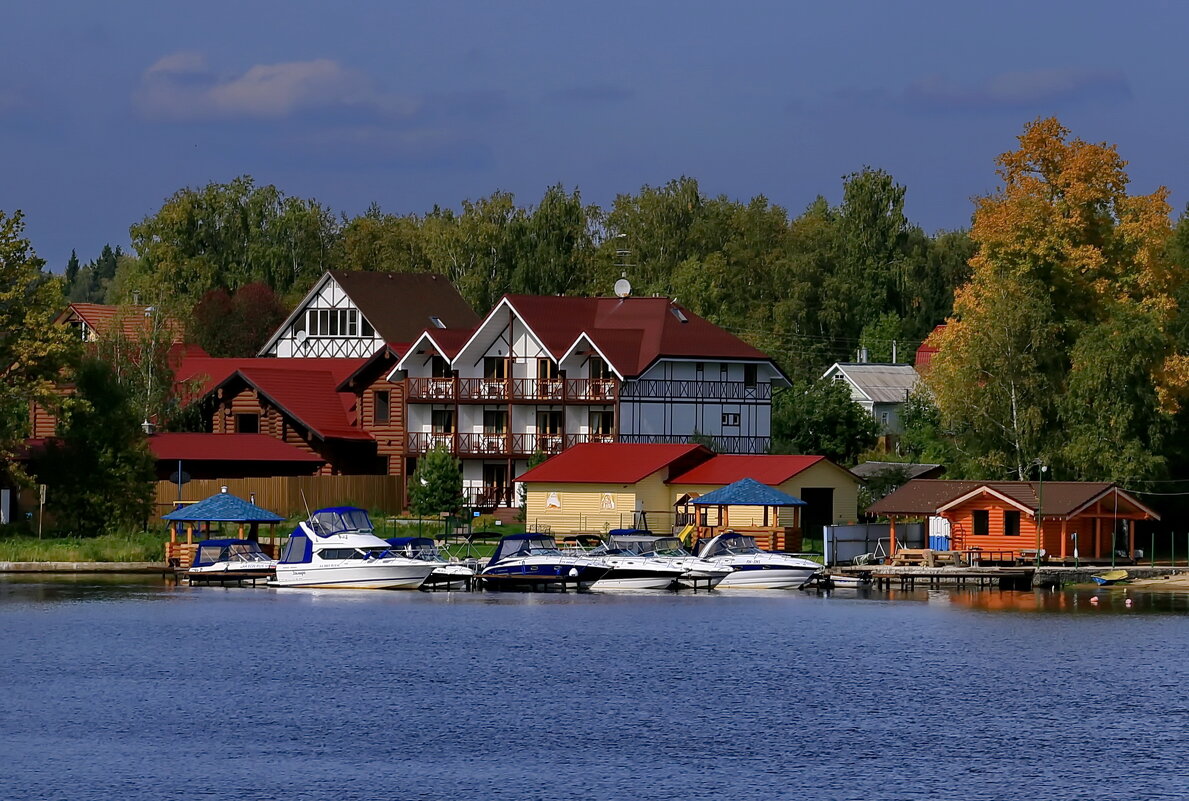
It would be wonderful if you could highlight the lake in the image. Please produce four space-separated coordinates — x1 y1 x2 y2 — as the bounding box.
1 577 1187 801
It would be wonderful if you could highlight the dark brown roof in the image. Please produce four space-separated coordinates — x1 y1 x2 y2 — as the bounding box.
328 271 480 346
851 462 945 481
869 479 1157 520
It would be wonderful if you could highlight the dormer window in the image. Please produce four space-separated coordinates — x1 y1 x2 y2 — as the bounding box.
429 316 446 329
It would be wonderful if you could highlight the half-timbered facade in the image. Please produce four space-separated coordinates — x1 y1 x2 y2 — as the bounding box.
259 271 479 358
394 294 787 509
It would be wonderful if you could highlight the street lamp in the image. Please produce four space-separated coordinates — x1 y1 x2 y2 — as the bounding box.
1035 463 1047 569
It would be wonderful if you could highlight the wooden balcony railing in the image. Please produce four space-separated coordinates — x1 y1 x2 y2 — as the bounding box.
618 379 771 401
465 485 515 509
405 377 617 403
408 431 617 456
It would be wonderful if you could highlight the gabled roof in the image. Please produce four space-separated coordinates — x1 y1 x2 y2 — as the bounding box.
148 433 324 464
915 324 947 371
824 363 919 403
690 477 806 507
668 454 836 485
869 479 1160 520
850 462 944 481
259 271 479 356
178 356 366 399
56 303 185 343
161 490 284 523
392 328 477 375
231 366 372 441
516 443 712 485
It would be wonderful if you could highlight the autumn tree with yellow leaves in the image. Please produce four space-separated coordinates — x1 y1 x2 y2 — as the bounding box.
925 118 1186 481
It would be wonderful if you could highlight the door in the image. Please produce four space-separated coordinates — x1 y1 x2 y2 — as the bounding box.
482 464 509 507
799 487 834 548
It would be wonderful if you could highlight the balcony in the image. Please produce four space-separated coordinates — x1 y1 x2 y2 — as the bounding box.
407 431 618 457
465 485 515 509
405 377 618 404
618 379 771 401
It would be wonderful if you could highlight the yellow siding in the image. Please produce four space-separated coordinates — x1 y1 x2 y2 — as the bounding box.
777 461 860 524
525 483 639 534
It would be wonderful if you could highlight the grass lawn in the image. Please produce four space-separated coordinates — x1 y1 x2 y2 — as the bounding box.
0 531 169 562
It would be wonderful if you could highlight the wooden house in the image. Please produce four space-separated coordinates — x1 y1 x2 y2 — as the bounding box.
868 479 1160 562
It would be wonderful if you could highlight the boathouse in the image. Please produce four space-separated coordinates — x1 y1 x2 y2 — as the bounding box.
868 480 1160 562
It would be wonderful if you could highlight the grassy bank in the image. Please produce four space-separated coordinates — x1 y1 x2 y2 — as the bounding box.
0 531 167 563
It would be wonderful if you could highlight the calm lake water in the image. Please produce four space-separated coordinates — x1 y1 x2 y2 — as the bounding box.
2 577 1188 801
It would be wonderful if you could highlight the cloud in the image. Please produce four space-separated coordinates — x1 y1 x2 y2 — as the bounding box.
136 52 416 121
902 68 1131 112
545 84 633 105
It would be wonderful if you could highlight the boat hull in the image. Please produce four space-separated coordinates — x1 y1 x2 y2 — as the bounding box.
715 566 818 590
272 562 436 590
590 567 684 591
478 562 610 591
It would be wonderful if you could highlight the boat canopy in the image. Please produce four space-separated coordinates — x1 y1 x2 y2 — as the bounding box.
279 532 313 564
488 534 558 566
697 533 760 558
308 507 373 537
191 539 269 568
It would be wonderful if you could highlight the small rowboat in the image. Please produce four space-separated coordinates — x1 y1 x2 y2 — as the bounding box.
1091 569 1129 586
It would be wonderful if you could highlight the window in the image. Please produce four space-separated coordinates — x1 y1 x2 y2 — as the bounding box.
721 412 740 427
431 409 455 433
744 364 757 387
236 413 259 434
537 410 563 434
374 391 390 425
306 308 359 338
483 409 508 434
879 411 890 428
695 362 704 377
972 509 989 537
720 363 729 380
589 410 614 437
538 359 559 380
484 356 508 380
1004 510 1021 537
589 357 612 381
429 316 445 329
430 355 452 378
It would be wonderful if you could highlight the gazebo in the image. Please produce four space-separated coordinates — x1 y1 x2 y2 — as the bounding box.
687 477 807 552
162 487 286 568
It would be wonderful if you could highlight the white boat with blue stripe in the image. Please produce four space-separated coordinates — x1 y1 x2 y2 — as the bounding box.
695 532 820 590
478 533 612 590
272 507 438 590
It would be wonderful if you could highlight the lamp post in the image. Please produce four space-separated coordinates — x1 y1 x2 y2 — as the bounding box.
1035 464 1047 569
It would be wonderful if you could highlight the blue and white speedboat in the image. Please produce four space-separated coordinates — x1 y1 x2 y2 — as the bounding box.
478 533 611 590
695 532 820 590
186 538 275 584
605 532 733 589
272 507 438 590
385 536 474 590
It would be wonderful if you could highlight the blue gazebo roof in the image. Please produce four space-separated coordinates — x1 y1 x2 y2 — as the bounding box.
161 490 285 523
690 477 807 507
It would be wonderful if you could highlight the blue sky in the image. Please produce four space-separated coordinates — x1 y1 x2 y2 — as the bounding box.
3 1 1184 270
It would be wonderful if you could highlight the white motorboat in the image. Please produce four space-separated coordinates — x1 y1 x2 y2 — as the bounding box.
186 539 275 584
478 533 612 590
384 536 475 590
695 532 821 590
604 532 733 589
582 542 688 591
272 507 439 590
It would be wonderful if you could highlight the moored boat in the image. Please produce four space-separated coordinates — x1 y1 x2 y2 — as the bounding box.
272 507 439 590
1092 569 1129 586
478 533 611 590
604 531 733 589
385 536 475 590
695 532 821 590
186 538 275 584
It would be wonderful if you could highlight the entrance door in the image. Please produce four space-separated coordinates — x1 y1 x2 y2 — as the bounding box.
482 464 509 507
799 487 834 547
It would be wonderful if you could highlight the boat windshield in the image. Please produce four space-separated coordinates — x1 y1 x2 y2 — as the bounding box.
647 537 692 557
193 541 270 567
317 546 393 561
704 535 761 557
309 508 373 537
490 536 560 563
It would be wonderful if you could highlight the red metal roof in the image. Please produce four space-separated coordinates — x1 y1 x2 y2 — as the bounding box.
915 324 947 371
148 433 324 463
499 295 773 377
516 443 712 484
234 366 372 441
177 356 366 398
667 454 828 485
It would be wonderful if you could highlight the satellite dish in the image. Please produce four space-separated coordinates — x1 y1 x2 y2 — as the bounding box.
614 278 632 298
295 330 309 347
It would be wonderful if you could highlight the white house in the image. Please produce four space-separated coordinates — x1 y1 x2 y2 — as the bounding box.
258 271 479 358
822 362 919 435
392 293 788 509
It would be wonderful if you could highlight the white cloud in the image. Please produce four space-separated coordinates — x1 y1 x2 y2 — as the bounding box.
903 68 1131 112
135 52 416 121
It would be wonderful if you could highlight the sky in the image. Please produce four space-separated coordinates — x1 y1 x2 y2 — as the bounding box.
3 1 1187 271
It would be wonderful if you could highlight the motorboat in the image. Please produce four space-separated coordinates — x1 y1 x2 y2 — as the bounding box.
604 531 733 589
478 533 612 590
695 532 821 590
186 538 275 584
384 536 475 590
581 542 688 591
272 506 439 590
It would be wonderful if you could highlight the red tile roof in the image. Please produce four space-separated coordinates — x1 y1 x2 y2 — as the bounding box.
148 433 324 463
235 366 372 441
667 454 829 485
516 443 712 484
59 303 186 343
502 295 773 377
177 356 366 398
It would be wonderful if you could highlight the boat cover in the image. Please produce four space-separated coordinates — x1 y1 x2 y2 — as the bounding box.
279 532 313 564
488 534 558 566
697 533 759 558
191 539 269 568
308 507 373 537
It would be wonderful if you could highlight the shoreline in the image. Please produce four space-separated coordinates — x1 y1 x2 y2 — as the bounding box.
0 562 166 573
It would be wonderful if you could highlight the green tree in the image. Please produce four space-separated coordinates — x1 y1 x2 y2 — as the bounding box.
408 446 463 517
770 379 878 465
0 210 78 484
37 358 155 534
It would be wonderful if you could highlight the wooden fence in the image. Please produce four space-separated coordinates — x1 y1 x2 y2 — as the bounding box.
155 475 403 519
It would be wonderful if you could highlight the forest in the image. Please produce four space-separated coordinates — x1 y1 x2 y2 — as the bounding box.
8 117 1189 532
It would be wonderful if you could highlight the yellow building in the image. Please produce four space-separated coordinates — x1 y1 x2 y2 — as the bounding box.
519 443 860 542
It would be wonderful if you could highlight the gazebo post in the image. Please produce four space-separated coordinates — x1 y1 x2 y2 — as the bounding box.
1060 519 1068 560
889 516 897 556
1128 519 1135 559
185 522 193 545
